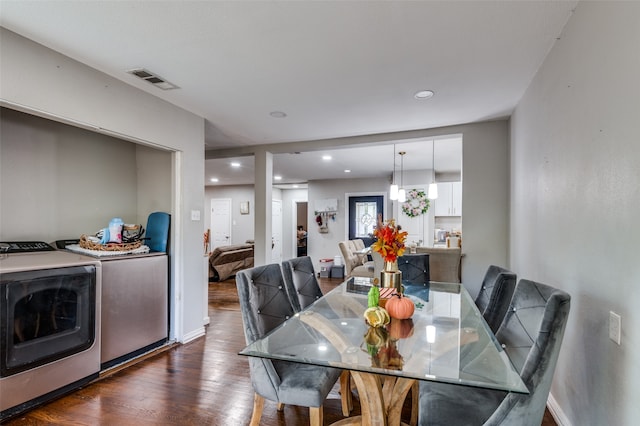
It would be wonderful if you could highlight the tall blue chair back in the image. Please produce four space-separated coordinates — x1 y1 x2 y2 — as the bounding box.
145 212 170 253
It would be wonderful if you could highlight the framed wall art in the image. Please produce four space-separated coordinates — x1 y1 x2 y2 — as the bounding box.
240 201 250 215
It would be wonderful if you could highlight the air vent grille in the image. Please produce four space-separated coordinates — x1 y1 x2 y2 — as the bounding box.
127 68 178 90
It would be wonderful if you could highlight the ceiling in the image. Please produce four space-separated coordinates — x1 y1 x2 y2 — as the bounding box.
0 1 577 186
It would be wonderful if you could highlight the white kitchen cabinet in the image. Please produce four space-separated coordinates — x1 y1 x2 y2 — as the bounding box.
434 182 462 216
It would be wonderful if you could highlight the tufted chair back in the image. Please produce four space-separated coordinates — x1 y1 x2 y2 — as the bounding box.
419 279 570 426
397 254 430 284
282 256 323 312
485 279 571 425
236 263 294 344
475 265 517 333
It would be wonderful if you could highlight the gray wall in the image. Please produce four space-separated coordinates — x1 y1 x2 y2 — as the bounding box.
204 185 256 246
1 28 206 343
510 2 640 424
0 108 144 240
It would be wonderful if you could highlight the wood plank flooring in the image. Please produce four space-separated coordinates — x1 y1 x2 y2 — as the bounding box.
4 276 558 425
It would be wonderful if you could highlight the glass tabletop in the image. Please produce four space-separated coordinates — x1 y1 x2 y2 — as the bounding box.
239 277 528 394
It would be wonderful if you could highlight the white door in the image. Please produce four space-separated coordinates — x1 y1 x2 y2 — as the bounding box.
396 186 431 247
210 198 232 248
271 199 283 263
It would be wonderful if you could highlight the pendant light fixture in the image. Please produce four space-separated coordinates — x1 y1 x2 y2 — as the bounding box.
398 151 406 203
389 144 399 200
428 140 438 200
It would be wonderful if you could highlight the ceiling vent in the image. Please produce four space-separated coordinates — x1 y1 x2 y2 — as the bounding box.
127 68 179 90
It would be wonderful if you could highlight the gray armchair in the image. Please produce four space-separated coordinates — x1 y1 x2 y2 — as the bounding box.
281 256 323 312
475 265 517 333
235 264 342 425
419 279 571 425
338 240 374 278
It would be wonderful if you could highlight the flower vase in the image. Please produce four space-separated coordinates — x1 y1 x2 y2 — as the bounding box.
380 260 402 293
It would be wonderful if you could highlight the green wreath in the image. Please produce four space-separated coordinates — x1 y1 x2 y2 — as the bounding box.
401 189 430 218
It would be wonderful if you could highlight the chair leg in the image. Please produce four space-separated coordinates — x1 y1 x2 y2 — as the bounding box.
249 393 265 426
277 402 285 411
309 405 323 426
340 370 353 416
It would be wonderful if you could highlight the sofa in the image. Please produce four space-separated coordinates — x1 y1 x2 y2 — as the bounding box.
208 243 254 281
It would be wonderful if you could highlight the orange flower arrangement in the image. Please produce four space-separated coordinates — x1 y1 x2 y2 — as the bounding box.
372 217 408 263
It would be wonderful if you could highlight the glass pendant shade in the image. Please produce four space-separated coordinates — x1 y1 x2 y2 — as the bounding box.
428 183 438 200
398 188 407 203
390 184 399 200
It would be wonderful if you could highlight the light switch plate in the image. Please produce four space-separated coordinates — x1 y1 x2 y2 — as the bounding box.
191 210 201 221
609 311 621 345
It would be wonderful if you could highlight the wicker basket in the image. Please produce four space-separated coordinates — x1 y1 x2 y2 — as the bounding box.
79 234 142 251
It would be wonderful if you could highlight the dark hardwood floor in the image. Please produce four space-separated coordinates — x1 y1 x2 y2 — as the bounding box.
4 276 557 425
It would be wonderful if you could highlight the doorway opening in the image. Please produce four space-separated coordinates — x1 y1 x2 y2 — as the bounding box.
295 201 308 257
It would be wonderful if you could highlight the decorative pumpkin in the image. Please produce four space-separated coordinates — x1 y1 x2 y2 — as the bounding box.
385 294 415 320
387 318 414 340
363 306 390 327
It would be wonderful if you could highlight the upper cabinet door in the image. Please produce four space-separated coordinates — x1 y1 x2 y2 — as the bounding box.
451 181 462 216
434 182 462 217
435 183 452 216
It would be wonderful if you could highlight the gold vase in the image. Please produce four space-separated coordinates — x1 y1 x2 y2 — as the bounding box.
380 260 402 293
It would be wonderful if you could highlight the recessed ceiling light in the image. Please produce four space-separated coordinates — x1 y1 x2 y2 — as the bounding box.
322 155 332 161
414 90 435 100
230 162 241 168
274 175 282 180
210 178 219 182
293 184 299 188
270 111 287 118
344 169 351 173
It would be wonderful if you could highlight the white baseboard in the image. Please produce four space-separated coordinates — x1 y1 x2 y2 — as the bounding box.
548 392 572 426
181 326 206 344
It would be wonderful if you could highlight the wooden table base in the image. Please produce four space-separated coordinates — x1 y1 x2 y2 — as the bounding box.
331 371 416 426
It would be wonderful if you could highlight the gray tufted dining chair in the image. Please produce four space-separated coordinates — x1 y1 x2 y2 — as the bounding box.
475 265 517 333
418 279 571 425
397 253 430 301
281 256 323 312
235 263 342 426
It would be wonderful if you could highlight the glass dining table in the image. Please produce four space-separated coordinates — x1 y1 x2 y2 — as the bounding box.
239 277 528 426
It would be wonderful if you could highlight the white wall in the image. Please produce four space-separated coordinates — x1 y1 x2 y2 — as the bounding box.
0 28 206 343
510 2 640 425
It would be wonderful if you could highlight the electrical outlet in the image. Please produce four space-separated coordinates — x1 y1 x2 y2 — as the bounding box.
609 311 621 345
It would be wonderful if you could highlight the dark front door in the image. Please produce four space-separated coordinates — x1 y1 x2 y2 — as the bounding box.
348 195 384 247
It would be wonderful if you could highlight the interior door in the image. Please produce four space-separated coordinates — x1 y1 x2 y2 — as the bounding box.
210 198 231 248
271 199 283 263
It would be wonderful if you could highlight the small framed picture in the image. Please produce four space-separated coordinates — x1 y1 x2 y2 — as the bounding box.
240 201 250 215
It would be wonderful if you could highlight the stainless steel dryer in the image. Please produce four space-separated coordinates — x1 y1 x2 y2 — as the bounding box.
0 242 101 421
